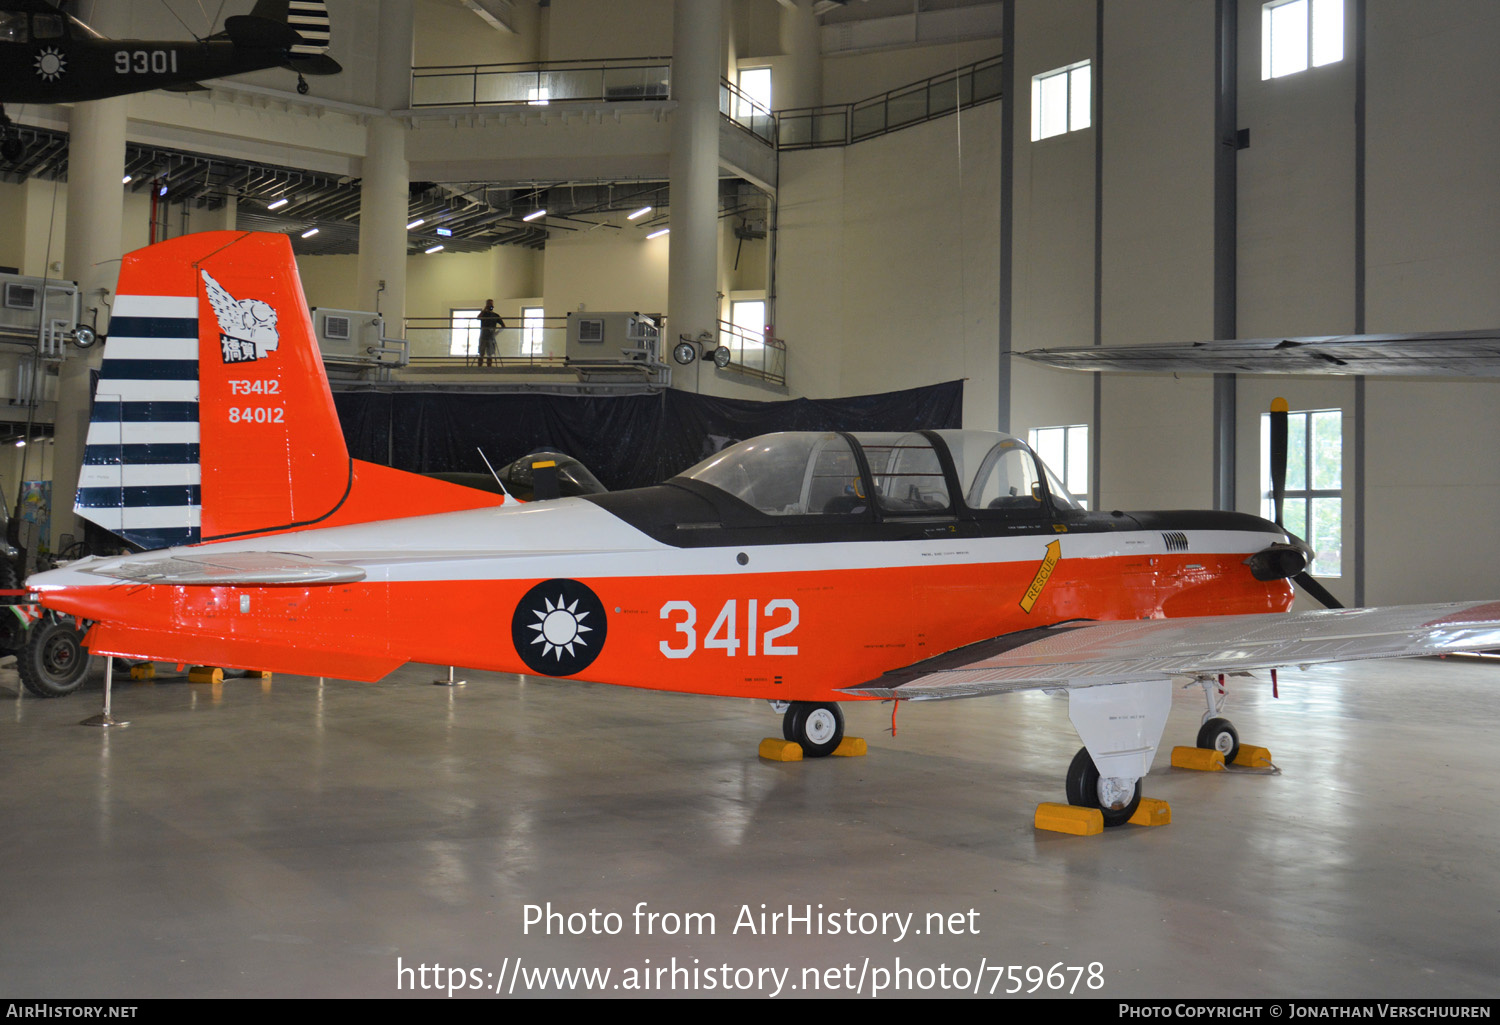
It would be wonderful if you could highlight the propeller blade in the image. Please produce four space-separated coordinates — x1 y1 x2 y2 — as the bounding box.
1293 571 1344 609
1269 397 1288 526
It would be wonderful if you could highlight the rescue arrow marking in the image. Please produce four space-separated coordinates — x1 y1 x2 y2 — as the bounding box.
1019 539 1061 614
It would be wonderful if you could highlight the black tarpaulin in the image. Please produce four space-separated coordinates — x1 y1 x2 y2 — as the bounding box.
333 380 964 491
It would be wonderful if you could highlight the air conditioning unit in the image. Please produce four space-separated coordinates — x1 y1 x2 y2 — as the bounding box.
323 314 350 340
4 283 38 310
565 311 659 364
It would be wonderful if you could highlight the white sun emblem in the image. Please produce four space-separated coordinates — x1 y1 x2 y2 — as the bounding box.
34 47 66 82
527 594 593 660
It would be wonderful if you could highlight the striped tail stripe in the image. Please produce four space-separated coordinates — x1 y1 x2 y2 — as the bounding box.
77 295 201 550
288 0 331 55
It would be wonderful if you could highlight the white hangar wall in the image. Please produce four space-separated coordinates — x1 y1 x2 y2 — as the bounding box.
1001 0 1499 604
772 104 1002 428
1360 0 1500 604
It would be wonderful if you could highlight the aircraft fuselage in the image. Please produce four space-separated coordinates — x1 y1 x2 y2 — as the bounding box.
1 38 285 103
32 496 1294 701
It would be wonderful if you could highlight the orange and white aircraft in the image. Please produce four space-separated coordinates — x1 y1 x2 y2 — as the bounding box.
28 231 1500 826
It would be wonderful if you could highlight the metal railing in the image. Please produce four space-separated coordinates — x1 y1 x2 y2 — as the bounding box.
411 57 671 108
777 54 1003 150
403 318 568 369
717 320 786 386
720 78 775 145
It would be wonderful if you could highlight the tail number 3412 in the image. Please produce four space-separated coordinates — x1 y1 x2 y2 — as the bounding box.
659 599 799 659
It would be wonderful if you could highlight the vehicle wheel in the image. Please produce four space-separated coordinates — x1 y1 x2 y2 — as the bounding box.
1197 717 1241 766
782 701 844 758
1064 746 1141 828
17 619 91 698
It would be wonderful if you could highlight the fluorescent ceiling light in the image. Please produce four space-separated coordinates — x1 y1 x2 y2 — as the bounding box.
627 206 652 220
425 244 444 254
121 175 132 185
646 228 670 239
522 209 547 222
300 228 319 238
268 197 289 210
435 227 452 237
14 439 24 448
406 218 425 229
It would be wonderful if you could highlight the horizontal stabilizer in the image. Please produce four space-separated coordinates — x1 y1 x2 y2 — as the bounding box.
80 550 365 586
283 53 341 75
843 601 1500 700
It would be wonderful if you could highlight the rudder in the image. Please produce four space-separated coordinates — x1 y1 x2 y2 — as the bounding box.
78 231 502 551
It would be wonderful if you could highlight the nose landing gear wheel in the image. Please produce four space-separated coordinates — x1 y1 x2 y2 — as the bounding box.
781 701 845 758
1197 717 1240 766
1064 747 1142 828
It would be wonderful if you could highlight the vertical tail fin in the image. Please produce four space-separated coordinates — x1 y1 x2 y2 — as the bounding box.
77 231 501 550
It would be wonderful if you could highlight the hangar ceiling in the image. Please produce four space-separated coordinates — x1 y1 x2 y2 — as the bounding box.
0 124 768 257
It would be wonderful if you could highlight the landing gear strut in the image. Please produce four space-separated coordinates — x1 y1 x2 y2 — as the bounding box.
781 701 844 757
1195 675 1241 764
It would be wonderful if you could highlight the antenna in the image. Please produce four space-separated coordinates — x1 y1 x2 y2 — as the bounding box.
476 447 512 499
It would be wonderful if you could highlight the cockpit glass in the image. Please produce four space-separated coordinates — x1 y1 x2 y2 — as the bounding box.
33 14 64 39
934 429 1077 513
677 433 865 516
851 432 951 514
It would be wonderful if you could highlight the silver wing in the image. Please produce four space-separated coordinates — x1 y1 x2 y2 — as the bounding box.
842 601 1500 700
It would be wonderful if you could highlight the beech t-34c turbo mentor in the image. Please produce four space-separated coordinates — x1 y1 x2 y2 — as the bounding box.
28 232 1500 827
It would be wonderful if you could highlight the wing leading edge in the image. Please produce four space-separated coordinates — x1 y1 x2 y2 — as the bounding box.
841 601 1500 701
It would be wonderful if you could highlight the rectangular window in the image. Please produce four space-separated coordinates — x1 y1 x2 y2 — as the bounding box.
1262 0 1344 80
737 66 771 117
1028 424 1090 509
522 306 544 357
449 308 479 357
1031 61 1091 141
1260 408 1342 577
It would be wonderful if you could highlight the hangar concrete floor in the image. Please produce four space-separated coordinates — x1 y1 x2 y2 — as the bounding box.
1 655 1497 999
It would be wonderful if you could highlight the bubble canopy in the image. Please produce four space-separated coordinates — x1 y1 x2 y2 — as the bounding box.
675 430 1081 518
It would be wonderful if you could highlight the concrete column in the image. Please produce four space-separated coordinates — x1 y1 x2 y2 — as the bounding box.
667 0 723 356
356 0 413 327
54 93 126 553
779 0 822 111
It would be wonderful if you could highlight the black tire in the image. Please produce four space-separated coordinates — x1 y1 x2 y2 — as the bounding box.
17 619 91 698
1064 746 1142 828
783 701 844 758
1197 717 1241 766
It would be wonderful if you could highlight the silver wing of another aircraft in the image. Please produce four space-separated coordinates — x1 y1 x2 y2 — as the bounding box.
842 601 1500 700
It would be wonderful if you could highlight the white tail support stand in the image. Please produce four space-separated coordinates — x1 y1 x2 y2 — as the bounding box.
80 656 128 728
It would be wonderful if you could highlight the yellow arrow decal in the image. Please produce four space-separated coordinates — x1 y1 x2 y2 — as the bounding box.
1019 539 1061 614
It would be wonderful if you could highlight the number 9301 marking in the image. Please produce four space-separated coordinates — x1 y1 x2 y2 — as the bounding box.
659 599 799 659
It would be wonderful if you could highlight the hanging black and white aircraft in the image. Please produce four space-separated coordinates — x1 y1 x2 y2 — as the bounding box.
0 0 339 159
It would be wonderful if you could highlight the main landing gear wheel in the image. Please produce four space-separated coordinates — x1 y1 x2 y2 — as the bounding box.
1064 747 1142 828
781 701 844 758
17 619 91 698
1197 717 1241 766
297 74 310 95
